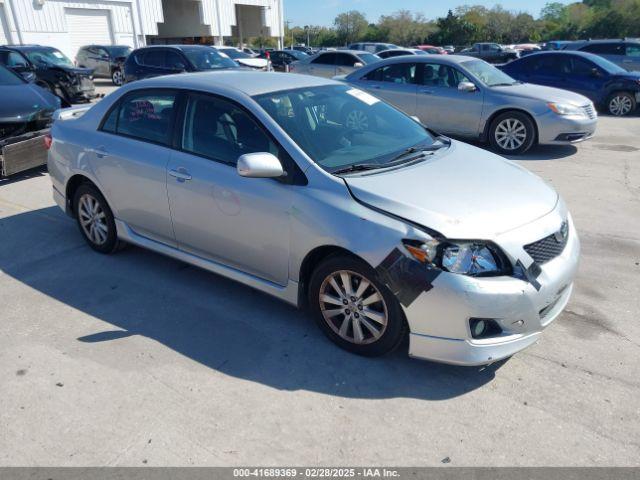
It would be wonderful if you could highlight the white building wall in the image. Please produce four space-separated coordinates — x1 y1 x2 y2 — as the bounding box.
214 0 281 37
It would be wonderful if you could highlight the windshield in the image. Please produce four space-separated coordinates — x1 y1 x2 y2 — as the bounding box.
182 47 238 70
461 59 517 86
254 84 438 172
358 53 381 64
0 64 24 85
220 48 251 59
106 46 132 58
25 48 74 67
588 54 627 74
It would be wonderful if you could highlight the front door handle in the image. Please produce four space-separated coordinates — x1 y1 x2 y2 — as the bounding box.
169 168 192 182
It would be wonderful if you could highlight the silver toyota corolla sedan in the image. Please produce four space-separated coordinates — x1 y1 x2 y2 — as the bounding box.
47 71 579 366
340 55 598 154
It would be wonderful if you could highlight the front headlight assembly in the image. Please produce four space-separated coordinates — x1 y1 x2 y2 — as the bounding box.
403 239 509 277
547 102 585 117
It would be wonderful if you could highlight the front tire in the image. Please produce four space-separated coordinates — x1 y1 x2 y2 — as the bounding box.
308 254 407 357
607 92 635 116
73 184 122 254
488 111 536 155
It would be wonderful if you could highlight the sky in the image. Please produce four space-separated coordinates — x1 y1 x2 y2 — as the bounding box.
284 0 575 27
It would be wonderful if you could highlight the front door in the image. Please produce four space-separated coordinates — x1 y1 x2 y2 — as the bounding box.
415 63 484 137
166 92 292 285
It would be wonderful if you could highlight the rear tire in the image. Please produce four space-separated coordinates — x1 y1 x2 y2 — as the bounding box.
111 69 124 86
308 254 407 357
607 92 635 116
488 110 536 155
73 183 123 254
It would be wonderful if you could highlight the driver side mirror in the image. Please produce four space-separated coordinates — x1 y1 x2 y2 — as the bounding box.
353 62 364 68
237 152 284 178
458 81 477 92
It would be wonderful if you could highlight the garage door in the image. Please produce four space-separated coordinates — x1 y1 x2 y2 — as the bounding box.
65 8 114 57
0 3 10 45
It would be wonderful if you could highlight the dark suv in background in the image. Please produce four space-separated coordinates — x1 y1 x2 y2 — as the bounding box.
565 39 640 72
123 45 240 83
461 43 519 63
0 45 95 104
75 45 132 86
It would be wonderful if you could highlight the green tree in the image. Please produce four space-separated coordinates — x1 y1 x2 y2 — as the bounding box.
334 10 368 45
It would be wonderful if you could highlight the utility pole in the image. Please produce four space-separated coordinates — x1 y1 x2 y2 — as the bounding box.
304 25 310 47
285 19 293 48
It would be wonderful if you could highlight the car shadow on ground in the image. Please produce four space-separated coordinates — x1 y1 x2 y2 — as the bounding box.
462 139 579 161
0 206 505 401
0 165 48 185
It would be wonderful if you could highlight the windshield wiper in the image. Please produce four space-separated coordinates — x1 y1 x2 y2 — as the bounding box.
331 163 383 174
491 82 519 87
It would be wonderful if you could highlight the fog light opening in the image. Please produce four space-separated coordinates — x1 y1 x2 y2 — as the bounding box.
469 318 503 339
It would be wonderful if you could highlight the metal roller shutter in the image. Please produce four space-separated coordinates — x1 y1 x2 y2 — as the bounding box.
65 8 114 58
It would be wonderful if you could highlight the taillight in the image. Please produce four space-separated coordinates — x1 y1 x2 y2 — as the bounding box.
44 134 53 150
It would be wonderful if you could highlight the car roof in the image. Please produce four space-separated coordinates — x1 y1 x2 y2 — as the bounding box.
516 50 601 60
122 70 335 96
135 44 212 51
573 39 638 44
4 45 57 51
317 49 370 55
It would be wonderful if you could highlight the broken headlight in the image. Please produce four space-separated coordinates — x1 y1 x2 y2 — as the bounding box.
403 239 509 277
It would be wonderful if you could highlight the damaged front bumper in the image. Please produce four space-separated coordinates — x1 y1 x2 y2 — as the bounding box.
400 209 580 366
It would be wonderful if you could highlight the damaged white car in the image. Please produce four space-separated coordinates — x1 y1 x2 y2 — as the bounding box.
47 71 579 365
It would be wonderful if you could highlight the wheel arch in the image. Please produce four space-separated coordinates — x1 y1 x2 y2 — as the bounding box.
65 174 109 217
482 107 539 143
297 245 373 308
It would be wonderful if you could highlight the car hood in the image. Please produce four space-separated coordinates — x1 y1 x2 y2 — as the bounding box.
491 82 591 105
344 141 558 239
0 84 59 123
237 58 268 68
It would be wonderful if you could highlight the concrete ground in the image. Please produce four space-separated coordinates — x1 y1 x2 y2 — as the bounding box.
0 89 639 466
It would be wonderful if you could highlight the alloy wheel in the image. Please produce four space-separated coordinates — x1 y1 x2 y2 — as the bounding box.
609 95 632 116
494 118 527 150
345 109 369 131
318 270 388 345
112 70 124 86
78 193 108 246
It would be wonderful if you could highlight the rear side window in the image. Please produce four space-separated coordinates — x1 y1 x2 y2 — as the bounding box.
581 43 623 55
101 90 177 145
312 53 336 65
335 53 357 67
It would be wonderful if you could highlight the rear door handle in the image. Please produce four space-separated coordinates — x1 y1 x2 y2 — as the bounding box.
169 168 192 182
88 146 109 158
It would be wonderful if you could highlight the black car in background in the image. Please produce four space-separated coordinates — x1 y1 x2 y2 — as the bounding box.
123 45 240 83
262 49 308 71
75 45 132 86
0 64 60 176
0 45 96 104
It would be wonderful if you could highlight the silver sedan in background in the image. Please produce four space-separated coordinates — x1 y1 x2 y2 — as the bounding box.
341 55 598 154
48 71 579 366
289 49 380 79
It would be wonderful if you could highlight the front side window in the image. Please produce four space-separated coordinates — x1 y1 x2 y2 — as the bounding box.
336 54 358 67
569 57 595 75
422 63 460 87
103 91 176 145
254 84 437 172
365 63 416 84
0 50 28 68
0 64 24 85
181 94 277 165
626 44 640 56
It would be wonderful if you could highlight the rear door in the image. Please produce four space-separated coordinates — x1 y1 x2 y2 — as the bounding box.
94 88 178 245
415 62 484 137
307 52 337 78
351 61 418 116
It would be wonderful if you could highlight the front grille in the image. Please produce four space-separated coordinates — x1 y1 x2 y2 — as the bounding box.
523 223 569 264
582 103 596 119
